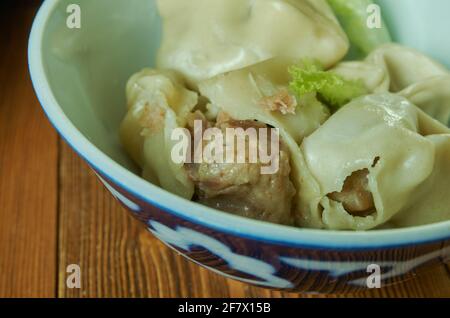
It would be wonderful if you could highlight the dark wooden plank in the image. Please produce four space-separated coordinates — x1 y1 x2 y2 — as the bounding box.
0 0 58 298
58 142 236 297
58 143 450 298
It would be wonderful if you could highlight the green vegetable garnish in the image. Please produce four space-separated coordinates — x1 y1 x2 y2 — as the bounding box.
289 60 367 111
327 0 391 58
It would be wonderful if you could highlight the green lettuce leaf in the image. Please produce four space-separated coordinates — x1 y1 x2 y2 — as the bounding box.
289 60 367 111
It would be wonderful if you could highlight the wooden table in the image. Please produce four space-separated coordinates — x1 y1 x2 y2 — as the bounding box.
0 0 449 298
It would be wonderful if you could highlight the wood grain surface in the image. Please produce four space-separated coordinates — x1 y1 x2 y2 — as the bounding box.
0 0 57 298
0 0 449 298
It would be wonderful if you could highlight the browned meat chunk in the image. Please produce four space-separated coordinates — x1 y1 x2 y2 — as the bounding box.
328 169 375 217
186 113 296 225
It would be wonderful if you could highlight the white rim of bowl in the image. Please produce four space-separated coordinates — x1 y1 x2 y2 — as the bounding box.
28 0 450 250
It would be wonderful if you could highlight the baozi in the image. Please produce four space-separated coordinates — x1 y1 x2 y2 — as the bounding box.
298 94 450 230
399 76 450 126
334 44 450 125
120 69 197 199
118 1 450 231
157 0 349 87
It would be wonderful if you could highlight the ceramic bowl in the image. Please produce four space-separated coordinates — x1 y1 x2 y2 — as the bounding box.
29 0 450 293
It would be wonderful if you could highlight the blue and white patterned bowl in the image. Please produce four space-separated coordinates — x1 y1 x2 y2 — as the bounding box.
29 0 450 293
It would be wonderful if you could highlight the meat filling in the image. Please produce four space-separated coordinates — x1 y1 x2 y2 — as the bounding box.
328 169 375 217
185 112 296 225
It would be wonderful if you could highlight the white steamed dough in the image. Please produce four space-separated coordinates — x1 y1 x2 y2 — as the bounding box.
120 69 197 199
298 94 450 230
156 0 349 87
119 1 450 230
333 44 450 125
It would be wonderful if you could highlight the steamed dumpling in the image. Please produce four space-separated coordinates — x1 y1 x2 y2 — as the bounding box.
332 60 389 93
367 44 450 126
399 76 450 126
366 44 448 92
120 69 198 199
297 93 450 230
334 44 448 93
390 134 450 227
157 0 349 87
199 58 330 144
199 58 332 227
333 44 450 125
